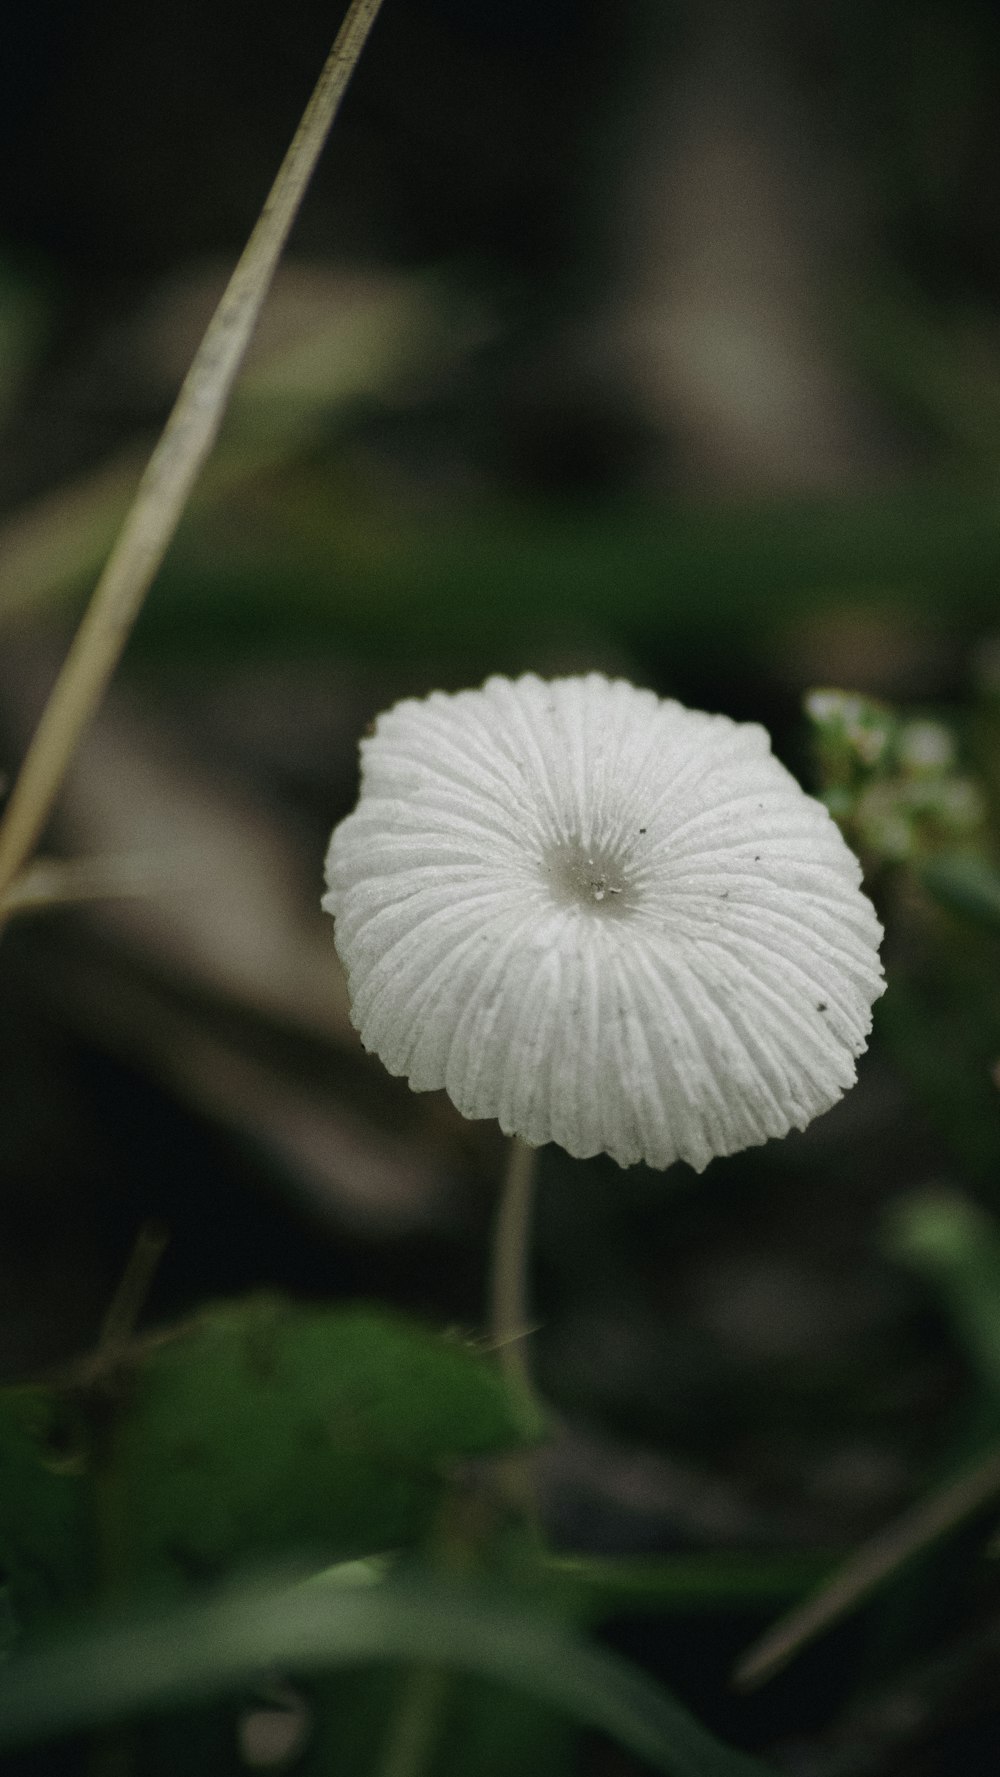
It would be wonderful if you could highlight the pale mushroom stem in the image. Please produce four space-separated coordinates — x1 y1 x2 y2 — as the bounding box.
489 1135 540 1421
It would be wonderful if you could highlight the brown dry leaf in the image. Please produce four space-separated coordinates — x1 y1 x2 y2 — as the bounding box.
1 651 351 1044
75 706 352 1041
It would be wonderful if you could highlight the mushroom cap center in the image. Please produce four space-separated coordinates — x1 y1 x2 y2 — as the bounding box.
541 838 638 916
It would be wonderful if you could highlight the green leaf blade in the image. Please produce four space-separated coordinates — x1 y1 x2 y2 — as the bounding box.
108 1298 530 1593
0 1569 774 1777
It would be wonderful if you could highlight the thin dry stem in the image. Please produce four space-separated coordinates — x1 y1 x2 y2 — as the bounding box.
97 1223 170 1355
72 1222 171 1392
0 0 385 903
734 1440 1000 1690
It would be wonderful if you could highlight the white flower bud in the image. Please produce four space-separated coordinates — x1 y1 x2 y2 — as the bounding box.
324 674 884 1171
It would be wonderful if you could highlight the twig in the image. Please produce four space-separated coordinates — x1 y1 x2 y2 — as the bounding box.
97 1223 170 1357
0 0 386 904
734 1441 1000 1690
69 1222 171 1394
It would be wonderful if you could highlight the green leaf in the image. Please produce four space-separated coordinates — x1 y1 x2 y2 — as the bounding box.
303 1662 577 1777
0 1567 774 1777
106 1298 530 1592
431 1671 577 1777
0 1388 94 1630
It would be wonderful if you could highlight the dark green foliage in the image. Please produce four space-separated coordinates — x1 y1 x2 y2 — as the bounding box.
106 1297 531 1592
0 1300 791 1775
0 1568 774 1777
0 1388 93 1631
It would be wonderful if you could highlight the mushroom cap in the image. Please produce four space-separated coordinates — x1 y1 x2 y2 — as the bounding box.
323 674 884 1171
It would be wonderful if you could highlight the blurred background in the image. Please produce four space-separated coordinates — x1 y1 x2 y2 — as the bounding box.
2 1 1000 1769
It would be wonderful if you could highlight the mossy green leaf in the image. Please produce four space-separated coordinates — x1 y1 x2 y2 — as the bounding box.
108 1298 529 1592
0 1567 775 1777
0 1388 93 1630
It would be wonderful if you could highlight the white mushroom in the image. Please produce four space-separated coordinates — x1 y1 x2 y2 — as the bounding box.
323 674 884 1171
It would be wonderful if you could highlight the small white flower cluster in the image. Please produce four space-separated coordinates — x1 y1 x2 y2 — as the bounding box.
324 674 884 1171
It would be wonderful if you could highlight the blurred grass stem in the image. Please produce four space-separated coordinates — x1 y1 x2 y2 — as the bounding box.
96 1223 170 1360
0 0 385 906
376 1663 451 1777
